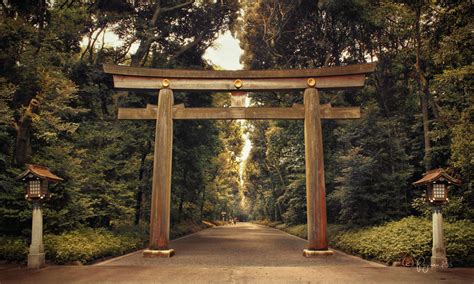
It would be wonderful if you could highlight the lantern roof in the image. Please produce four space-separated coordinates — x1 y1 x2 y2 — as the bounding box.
413 168 461 186
16 164 63 182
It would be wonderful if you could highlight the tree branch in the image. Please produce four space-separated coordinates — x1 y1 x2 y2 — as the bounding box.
173 33 205 58
161 1 194 13
89 24 107 61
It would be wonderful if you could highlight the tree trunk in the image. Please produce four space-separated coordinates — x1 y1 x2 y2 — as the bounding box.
414 5 432 171
178 195 184 222
421 93 432 170
14 99 41 166
134 140 151 225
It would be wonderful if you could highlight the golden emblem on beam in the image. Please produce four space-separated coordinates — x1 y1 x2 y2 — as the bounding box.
162 79 170 88
234 79 243 89
104 63 375 91
307 78 316 87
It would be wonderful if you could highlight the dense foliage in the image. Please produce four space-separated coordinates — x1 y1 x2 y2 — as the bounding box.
0 228 145 264
0 0 471 267
0 0 242 239
0 220 211 264
44 228 145 264
255 217 474 267
333 217 474 267
238 0 472 226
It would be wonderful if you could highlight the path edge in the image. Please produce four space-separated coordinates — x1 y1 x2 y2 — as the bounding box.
93 224 217 266
252 223 387 268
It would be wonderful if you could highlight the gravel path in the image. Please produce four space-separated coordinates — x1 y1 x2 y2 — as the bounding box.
1 222 472 283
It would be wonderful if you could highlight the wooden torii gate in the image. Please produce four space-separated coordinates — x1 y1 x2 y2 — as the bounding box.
104 63 376 258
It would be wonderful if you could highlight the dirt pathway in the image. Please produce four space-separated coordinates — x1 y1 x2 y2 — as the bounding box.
1 222 472 283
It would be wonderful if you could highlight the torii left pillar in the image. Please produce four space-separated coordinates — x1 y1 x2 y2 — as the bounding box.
143 88 175 257
303 87 334 257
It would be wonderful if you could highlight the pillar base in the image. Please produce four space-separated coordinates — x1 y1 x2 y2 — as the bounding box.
303 249 334 258
143 249 175 258
27 253 45 269
431 256 448 270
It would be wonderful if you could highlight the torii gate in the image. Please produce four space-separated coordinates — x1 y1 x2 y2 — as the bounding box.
104 63 376 258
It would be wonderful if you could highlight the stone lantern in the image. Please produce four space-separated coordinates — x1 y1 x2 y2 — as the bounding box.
17 164 63 269
413 168 461 269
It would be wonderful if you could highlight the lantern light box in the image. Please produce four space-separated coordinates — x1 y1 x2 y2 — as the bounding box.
413 168 462 205
17 164 63 200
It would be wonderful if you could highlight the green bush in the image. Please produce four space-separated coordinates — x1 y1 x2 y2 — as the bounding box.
284 224 307 239
111 223 148 240
44 227 145 264
210 220 226 226
253 219 271 226
253 220 307 239
255 216 474 267
445 220 474 266
267 221 282 227
0 236 28 261
0 221 213 264
170 221 210 239
331 217 474 267
275 223 288 230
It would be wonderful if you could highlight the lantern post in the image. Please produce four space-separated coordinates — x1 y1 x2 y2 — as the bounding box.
17 164 63 269
413 168 461 269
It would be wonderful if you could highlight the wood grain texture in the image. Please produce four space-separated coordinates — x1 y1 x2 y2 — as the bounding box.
118 105 360 120
112 74 366 91
104 63 376 78
149 89 173 251
304 88 328 251
173 106 303 120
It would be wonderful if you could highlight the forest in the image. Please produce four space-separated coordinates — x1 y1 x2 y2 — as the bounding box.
239 0 472 225
0 0 472 266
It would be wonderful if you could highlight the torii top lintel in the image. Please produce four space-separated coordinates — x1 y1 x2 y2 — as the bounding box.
103 63 376 92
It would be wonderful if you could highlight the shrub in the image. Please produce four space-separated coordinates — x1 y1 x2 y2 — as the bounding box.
275 223 288 230
209 220 226 226
268 221 283 228
170 221 209 239
44 227 145 264
0 236 28 262
284 224 307 239
332 217 431 264
445 220 474 266
254 220 307 239
1 221 212 264
253 219 271 226
331 217 474 267
256 216 474 267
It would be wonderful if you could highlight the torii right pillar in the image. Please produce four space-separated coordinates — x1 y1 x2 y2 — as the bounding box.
303 87 333 257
